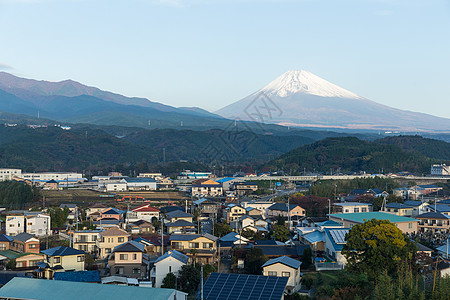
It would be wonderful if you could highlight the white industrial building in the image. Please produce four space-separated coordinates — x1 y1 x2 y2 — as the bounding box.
21 172 84 185
431 164 450 176
0 168 22 181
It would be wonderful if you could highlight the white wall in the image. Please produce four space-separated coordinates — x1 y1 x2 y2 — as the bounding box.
153 256 186 288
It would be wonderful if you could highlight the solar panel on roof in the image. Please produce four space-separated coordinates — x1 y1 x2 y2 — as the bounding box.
329 229 349 244
201 273 288 300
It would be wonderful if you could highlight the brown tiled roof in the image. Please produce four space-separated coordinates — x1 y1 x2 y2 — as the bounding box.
100 227 130 237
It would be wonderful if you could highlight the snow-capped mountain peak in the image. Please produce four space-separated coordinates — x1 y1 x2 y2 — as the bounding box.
260 70 362 99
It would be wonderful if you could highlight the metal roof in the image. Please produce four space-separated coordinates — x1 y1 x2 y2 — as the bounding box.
0 277 177 300
165 210 193 219
155 250 189 264
262 255 302 269
303 231 324 244
53 271 100 283
201 273 288 300
41 246 86 257
165 220 195 227
329 212 418 223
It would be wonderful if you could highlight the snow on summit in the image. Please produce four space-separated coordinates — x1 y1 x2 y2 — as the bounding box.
260 70 362 99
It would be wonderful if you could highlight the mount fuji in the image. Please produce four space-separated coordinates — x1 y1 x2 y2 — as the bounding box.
216 70 450 132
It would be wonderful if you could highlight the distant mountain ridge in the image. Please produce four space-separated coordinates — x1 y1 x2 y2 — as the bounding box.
216 70 450 132
0 72 229 128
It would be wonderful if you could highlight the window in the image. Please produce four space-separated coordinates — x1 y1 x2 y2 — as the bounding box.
132 268 140 274
77 256 84 262
105 248 112 254
189 242 199 249
54 257 61 263
282 272 290 277
362 208 367 212
203 243 213 249
169 266 172 273
133 254 137 260
353 208 359 213
408 223 413 229
116 267 124 275
268 271 277 276
0 244 6 251
118 237 124 243
119 254 128 260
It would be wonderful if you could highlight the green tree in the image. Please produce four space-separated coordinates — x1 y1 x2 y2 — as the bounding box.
244 248 267 275
161 272 177 289
178 264 201 295
6 259 16 270
48 207 70 228
301 246 313 269
213 222 232 238
273 224 289 242
342 219 417 276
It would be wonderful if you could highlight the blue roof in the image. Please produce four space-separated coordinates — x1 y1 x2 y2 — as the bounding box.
41 246 85 257
0 277 177 300
165 210 193 219
316 220 342 227
216 177 236 183
303 231 324 244
125 177 156 183
262 255 302 269
113 240 146 253
433 204 450 213
386 203 412 209
219 232 239 242
436 241 450 255
165 220 195 227
417 185 439 189
54 271 100 283
155 250 189 264
404 201 423 207
268 203 299 212
201 273 288 300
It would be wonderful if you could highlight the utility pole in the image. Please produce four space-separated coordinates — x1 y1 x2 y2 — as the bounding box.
161 216 164 256
200 264 204 300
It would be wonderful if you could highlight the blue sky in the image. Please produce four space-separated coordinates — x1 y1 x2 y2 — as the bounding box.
0 0 449 118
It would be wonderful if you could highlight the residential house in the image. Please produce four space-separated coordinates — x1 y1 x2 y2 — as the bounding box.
97 227 131 259
127 204 160 223
10 233 40 254
151 250 188 288
165 220 196 234
0 250 44 269
169 233 218 264
403 201 429 216
231 182 258 196
215 177 245 191
348 188 388 198
382 203 414 217
267 203 306 218
6 212 50 237
333 202 372 214
328 212 419 234
217 232 251 254
108 241 148 279
252 243 309 260
127 220 155 235
39 246 86 278
73 230 102 253
224 204 247 223
246 207 264 218
324 228 349 267
242 200 274 219
262 256 302 294
416 212 450 233
0 234 12 251
230 215 255 232
165 210 194 223
426 204 450 216
43 179 59 190
157 177 175 190
191 179 223 197
86 203 108 219
133 236 169 255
